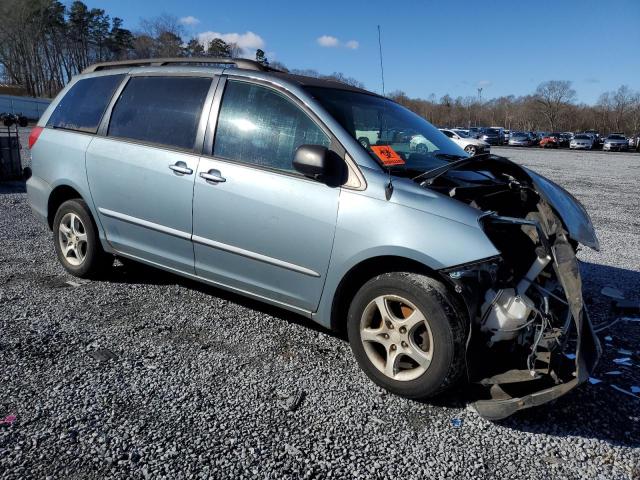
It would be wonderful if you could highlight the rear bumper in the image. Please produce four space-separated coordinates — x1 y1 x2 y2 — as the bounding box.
26 175 51 227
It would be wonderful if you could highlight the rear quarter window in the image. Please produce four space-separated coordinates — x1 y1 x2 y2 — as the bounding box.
107 76 212 150
46 74 125 133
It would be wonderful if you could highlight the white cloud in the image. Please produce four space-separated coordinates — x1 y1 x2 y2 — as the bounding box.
179 16 200 26
317 35 359 49
197 30 265 51
317 35 340 47
477 80 492 88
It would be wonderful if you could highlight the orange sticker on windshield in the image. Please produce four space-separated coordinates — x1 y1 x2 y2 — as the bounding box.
370 145 405 166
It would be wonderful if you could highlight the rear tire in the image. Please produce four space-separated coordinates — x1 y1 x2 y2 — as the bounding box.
347 272 467 399
53 199 112 278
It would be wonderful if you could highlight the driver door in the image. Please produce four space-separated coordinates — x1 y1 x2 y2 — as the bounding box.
192 78 340 312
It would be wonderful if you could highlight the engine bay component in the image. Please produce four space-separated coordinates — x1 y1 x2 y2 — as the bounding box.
431 155 601 420
480 255 551 344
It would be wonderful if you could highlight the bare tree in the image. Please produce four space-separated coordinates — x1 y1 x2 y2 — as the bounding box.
610 85 635 132
135 14 184 58
534 80 576 131
228 42 244 58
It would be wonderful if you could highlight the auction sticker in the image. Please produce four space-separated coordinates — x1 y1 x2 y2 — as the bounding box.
370 145 405 166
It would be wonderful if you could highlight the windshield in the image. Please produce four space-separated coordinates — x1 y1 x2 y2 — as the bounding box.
305 87 467 171
512 133 527 138
453 129 469 138
574 134 590 139
608 135 624 140
484 129 500 135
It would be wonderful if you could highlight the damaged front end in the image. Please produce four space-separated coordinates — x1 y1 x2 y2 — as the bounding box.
430 156 602 420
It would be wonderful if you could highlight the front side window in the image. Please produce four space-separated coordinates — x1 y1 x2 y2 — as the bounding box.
213 81 330 172
47 74 124 133
108 76 212 150
305 86 467 172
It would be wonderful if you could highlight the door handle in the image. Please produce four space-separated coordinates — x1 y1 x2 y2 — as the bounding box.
200 169 226 184
169 162 193 175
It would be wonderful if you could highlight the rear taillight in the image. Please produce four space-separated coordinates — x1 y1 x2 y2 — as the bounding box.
28 126 43 149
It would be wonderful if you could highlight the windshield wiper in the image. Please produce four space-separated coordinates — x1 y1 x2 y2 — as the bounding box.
411 153 491 184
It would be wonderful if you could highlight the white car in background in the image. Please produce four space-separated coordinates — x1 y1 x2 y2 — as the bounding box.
440 129 491 156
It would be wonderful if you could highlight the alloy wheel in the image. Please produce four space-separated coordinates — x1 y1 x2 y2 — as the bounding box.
58 212 88 266
360 294 434 381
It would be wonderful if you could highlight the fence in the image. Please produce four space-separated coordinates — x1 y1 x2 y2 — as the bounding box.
0 94 51 121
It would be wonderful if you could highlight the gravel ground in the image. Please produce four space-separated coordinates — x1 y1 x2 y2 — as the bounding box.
1 136 639 479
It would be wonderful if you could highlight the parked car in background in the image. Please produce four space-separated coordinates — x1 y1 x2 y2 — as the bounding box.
559 133 573 147
440 128 491 155
539 134 560 148
508 132 534 147
468 127 483 139
490 127 506 144
603 134 629 151
503 129 510 144
479 128 503 145
584 130 601 148
536 132 549 142
570 134 594 150
26 57 601 420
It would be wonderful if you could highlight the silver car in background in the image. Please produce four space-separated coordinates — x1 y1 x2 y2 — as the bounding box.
26 57 600 420
603 134 629 151
570 134 594 149
508 132 534 146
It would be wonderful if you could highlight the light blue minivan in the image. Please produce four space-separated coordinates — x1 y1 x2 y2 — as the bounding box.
26 58 600 419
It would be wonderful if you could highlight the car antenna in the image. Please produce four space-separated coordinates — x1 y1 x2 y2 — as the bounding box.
377 24 394 201
377 25 385 96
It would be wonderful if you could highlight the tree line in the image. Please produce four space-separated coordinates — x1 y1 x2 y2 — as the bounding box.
1 0 638 134
389 81 640 135
0 0 362 98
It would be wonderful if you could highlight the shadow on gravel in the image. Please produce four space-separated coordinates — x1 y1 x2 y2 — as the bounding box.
102 261 342 340
101 259 640 446
0 180 26 194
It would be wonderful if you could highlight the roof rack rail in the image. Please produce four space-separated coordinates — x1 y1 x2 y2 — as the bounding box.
82 57 273 74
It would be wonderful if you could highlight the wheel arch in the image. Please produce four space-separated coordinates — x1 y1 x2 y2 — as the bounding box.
329 255 452 332
47 184 86 229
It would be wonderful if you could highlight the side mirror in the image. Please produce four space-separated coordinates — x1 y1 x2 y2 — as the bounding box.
293 145 329 178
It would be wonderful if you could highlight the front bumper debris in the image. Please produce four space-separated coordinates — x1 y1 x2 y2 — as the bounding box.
472 302 600 420
442 198 601 420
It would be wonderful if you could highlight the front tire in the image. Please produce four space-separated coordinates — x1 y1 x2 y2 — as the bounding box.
347 272 467 399
53 199 112 278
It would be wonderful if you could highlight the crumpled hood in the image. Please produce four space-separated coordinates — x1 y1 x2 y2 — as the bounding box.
389 155 599 253
523 167 599 250
433 156 599 251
